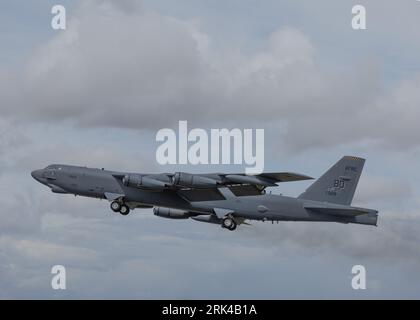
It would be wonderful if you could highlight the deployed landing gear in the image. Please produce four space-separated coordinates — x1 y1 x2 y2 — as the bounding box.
110 201 121 212
119 204 130 216
222 216 237 231
110 201 130 215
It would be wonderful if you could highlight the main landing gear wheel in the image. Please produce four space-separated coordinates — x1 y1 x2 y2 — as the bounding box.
119 205 130 216
222 216 237 231
110 201 121 213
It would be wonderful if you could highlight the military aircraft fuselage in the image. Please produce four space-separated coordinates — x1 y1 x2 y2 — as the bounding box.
31 162 378 228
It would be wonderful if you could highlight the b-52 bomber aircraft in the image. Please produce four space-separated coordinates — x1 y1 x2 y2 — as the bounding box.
31 156 378 231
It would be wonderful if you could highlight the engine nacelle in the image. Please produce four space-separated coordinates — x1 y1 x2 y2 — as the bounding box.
153 207 191 219
172 172 217 189
123 174 166 190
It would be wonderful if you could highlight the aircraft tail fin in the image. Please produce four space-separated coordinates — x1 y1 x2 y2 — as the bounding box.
298 156 365 205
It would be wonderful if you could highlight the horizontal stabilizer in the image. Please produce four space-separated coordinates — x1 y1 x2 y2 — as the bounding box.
304 204 377 217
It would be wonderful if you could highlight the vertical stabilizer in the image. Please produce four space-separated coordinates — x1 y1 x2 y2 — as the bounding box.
298 156 365 205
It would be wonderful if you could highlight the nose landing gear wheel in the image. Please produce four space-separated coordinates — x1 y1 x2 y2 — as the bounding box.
110 201 121 212
119 205 130 216
222 217 237 231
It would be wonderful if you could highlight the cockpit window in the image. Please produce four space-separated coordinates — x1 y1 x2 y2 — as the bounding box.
44 166 58 179
45 165 60 170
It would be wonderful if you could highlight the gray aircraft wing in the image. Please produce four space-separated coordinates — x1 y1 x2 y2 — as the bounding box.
111 171 313 192
201 172 313 187
245 172 313 183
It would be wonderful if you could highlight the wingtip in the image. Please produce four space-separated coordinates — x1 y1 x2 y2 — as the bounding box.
293 173 314 180
283 172 314 181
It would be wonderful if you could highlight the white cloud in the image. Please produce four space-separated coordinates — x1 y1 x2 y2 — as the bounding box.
3 0 418 154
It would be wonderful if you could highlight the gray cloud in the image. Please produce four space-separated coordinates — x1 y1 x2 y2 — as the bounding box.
1 208 419 299
2 0 420 153
0 119 29 156
0 193 41 235
244 218 420 266
356 175 413 206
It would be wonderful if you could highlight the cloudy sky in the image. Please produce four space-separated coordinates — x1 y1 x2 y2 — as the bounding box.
1 0 420 299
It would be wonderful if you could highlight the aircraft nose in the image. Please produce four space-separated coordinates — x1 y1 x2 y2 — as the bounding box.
31 169 43 182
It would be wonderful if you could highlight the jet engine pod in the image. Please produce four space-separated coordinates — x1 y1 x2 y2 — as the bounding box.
122 174 166 190
172 172 218 189
153 207 191 219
